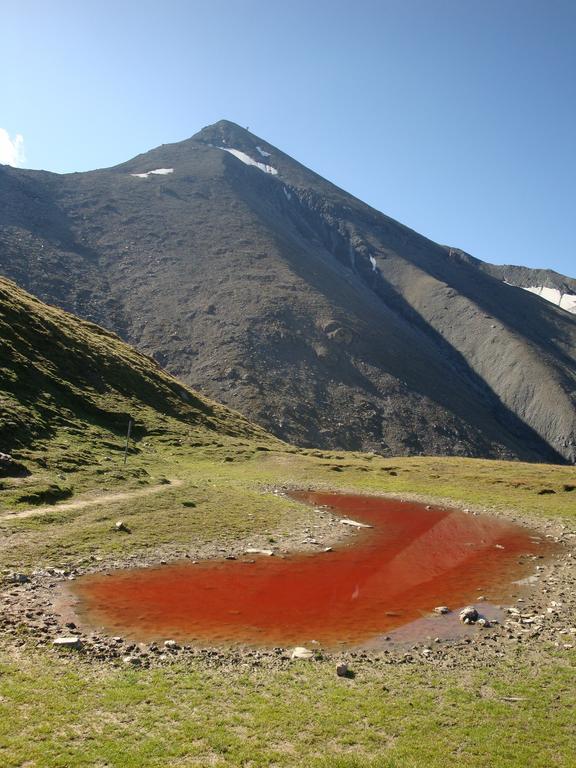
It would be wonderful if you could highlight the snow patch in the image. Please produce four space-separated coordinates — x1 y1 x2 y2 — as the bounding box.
256 145 271 158
369 256 377 272
130 168 174 179
522 285 576 314
218 147 278 175
283 187 292 200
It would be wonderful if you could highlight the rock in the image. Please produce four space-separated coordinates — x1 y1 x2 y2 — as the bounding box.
290 646 314 660
114 521 131 533
433 606 450 614
52 636 82 649
0 452 29 478
164 639 180 650
477 617 491 628
339 518 372 529
10 573 30 584
244 548 274 556
336 662 349 677
459 606 480 624
122 655 142 666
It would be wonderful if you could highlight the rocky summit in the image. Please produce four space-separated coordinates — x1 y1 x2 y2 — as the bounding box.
1 120 575 462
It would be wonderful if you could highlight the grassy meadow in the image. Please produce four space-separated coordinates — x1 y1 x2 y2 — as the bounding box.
1 437 575 768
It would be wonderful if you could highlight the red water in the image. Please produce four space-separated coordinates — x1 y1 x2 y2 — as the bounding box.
69 492 554 648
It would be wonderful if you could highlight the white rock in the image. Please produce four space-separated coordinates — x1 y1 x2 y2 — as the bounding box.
244 548 274 556
291 646 314 660
52 637 82 649
339 518 372 529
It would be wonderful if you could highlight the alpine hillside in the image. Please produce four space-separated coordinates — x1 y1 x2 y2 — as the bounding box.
1 120 575 463
0 275 275 458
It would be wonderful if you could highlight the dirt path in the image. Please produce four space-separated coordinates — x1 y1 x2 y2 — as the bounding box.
0 478 183 521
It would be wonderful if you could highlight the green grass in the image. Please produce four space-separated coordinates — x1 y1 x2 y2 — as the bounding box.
1 449 575 768
0 646 574 767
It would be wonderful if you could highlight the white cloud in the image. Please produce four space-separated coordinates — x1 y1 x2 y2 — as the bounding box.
0 129 25 166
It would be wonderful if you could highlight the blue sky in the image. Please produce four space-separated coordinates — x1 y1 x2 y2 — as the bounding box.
1 0 574 276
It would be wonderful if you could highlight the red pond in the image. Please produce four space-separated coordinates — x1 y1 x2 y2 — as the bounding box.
69 492 554 648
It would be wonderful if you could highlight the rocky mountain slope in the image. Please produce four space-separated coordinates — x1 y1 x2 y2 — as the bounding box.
1 120 575 463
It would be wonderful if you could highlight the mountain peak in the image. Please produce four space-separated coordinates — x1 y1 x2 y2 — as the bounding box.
192 120 260 147
1 122 575 464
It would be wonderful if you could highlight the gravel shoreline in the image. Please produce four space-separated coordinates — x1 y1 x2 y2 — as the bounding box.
1 485 574 671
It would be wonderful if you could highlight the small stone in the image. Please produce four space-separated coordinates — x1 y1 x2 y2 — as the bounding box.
164 639 180 650
336 663 349 677
339 518 372 529
52 637 82 649
244 548 274 556
459 606 479 624
434 606 450 615
290 646 314 660
10 573 30 584
114 521 131 533
122 655 142 666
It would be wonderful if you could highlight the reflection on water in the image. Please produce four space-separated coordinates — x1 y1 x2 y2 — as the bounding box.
69 491 555 648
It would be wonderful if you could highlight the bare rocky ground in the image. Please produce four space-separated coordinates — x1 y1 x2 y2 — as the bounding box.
1 487 575 673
